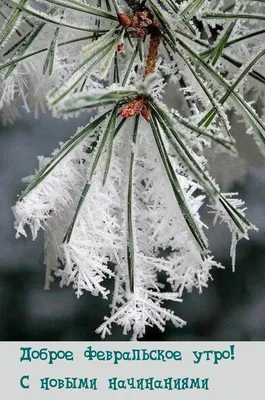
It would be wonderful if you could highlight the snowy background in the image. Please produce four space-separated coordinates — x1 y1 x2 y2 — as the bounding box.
1 106 265 341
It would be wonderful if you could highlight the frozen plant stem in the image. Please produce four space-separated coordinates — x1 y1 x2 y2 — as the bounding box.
2 0 265 338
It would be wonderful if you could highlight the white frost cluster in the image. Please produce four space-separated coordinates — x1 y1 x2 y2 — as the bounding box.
13 117 222 338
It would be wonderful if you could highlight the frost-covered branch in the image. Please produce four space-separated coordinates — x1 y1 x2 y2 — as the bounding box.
1 0 265 338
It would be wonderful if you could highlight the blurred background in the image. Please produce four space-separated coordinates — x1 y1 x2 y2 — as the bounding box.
0 105 265 341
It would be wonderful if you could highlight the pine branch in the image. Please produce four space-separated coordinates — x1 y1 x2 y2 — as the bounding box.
5 0 265 339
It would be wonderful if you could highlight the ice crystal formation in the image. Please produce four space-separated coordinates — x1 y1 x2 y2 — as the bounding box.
2 0 265 338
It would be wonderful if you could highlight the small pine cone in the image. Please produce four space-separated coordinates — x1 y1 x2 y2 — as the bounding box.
116 43 124 52
138 11 153 27
120 99 145 118
132 15 140 25
132 27 148 38
117 13 132 28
